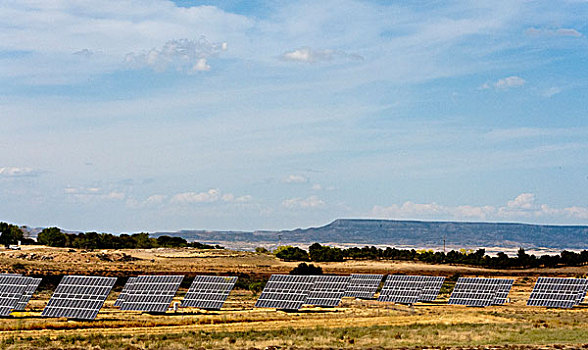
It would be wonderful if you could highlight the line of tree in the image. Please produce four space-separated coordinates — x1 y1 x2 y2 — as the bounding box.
35 227 222 250
273 243 588 269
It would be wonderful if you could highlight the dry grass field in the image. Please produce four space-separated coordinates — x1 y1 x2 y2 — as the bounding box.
0 246 587 349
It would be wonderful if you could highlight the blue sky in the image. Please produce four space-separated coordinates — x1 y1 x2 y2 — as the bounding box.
1 0 587 233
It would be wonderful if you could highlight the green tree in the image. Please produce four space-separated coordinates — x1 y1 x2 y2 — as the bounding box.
0 222 24 247
275 246 309 261
37 227 66 247
308 243 344 262
132 233 156 248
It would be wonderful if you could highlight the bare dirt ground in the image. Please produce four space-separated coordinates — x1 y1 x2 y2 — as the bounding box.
0 246 586 349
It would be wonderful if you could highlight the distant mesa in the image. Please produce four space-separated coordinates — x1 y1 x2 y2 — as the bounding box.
154 219 588 250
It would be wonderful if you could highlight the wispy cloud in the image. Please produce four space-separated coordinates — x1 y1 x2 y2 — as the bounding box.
283 174 309 184
525 27 583 38
0 167 41 177
280 47 363 63
282 195 325 209
64 186 125 202
542 87 562 98
480 76 526 90
170 189 251 204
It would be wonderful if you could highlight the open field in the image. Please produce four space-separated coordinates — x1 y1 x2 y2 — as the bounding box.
0 246 587 349
2 246 587 278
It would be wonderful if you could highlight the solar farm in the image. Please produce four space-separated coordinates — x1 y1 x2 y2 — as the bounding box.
0 247 586 349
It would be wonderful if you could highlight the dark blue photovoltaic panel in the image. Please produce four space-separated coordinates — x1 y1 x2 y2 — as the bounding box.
15 277 42 310
448 277 507 307
527 277 587 309
344 274 383 299
255 275 315 310
0 275 30 317
377 275 447 304
419 276 446 302
492 279 514 305
305 275 350 307
120 275 184 313
182 275 238 309
42 275 116 320
114 277 137 307
378 275 429 304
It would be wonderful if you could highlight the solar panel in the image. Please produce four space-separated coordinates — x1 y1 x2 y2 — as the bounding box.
114 277 137 307
0 275 30 317
15 277 42 310
181 275 238 310
527 277 588 309
448 277 506 307
119 275 184 313
343 274 383 299
378 275 429 304
255 275 315 310
577 281 588 305
42 275 117 320
305 275 350 307
419 276 446 302
492 279 514 305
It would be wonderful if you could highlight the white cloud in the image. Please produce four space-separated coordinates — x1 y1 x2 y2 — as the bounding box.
283 174 309 183
170 188 251 204
494 76 526 89
0 167 40 177
125 38 224 73
171 188 221 203
371 193 588 221
525 27 582 38
282 195 325 209
235 195 253 203
311 184 322 191
280 47 363 63
64 186 125 202
507 193 535 209
126 194 167 209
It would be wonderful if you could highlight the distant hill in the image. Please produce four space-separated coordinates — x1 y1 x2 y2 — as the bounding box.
154 219 588 250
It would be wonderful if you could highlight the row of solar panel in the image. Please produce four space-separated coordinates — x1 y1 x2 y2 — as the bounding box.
0 274 238 320
2 273 587 320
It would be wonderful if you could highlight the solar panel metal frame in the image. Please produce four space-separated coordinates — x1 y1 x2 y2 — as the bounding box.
448 277 504 307
343 274 383 299
0 275 30 317
114 277 137 307
181 275 238 310
14 277 42 311
305 275 350 307
119 275 184 313
527 277 588 309
41 275 117 320
255 274 316 310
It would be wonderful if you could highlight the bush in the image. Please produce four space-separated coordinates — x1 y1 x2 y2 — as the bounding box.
289 263 323 275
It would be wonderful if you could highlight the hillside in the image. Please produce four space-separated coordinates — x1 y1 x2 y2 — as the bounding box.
155 219 588 250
